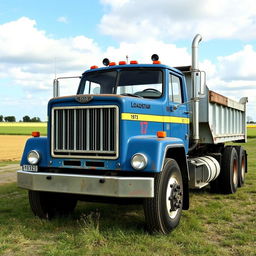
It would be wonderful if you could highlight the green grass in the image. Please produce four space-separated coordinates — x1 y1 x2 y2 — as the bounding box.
0 160 19 167
0 122 47 135
0 139 255 255
247 127 256 138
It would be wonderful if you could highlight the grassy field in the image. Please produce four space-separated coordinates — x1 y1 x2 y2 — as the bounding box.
0 122 47 136
247 127 256 138
0 122 255 137
0 161 19 167
0 139 255 255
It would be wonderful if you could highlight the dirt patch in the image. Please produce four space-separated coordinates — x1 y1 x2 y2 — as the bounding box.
0 135 30 161
0 164 19 184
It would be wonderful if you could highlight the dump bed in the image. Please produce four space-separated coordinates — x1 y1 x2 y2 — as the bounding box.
180 68 247 144
197 88 247 144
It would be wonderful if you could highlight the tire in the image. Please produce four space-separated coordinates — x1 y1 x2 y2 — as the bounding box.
234 146 246 187
143 158 183 234
210 176 221 193
220 146 239 194
28 191 77 219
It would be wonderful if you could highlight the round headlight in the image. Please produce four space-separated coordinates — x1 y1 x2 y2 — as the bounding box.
27 150 40 165
131 153 148 170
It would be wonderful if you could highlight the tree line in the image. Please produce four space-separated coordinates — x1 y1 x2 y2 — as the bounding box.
0 115 41 122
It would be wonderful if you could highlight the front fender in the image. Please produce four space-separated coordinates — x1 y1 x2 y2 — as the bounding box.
20 137 49 167
124 136 185 173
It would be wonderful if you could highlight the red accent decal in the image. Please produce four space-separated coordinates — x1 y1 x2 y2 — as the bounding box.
140 122 148 134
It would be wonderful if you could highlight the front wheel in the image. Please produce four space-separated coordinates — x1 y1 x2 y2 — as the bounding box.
28 191 77 219
144 158 183 234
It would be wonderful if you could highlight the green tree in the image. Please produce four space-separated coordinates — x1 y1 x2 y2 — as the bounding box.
4 116 16 122
31 117 41 122
23 115 31 122
0 115 3 122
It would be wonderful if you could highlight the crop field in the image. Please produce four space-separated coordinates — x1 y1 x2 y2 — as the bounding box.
0 122 47 136
0 130 255 255
0 135 30 162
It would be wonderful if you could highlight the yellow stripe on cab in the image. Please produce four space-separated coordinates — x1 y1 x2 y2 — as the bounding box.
121 113 189 124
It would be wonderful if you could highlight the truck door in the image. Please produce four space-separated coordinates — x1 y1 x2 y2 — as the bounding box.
165 72 189 149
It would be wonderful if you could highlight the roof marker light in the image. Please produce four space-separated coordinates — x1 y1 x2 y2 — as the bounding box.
90 65 98 69
109 62 116 66
153 60 161 64
130 60 138 64
119 61 127 65
157 131 166 138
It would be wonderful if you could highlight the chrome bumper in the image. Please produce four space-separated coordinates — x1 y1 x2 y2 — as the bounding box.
17 171 154 198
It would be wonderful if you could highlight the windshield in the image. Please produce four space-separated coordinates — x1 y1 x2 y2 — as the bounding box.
78 69 163 98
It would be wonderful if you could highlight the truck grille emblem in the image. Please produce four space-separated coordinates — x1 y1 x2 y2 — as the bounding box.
75 95 93 104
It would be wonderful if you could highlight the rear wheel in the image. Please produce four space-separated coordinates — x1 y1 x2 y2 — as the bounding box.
235 146 246 187
220 146 239 194
28 191 77 219
144 158 183 234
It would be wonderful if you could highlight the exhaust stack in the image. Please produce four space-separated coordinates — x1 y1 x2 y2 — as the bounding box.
191 34 202 143
53 79 59 98
192 34 202 71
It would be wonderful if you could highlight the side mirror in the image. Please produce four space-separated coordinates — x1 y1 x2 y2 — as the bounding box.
53 76 82 98
192 71 206 98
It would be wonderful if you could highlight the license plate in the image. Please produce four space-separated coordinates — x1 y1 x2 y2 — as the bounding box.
22 165 38 172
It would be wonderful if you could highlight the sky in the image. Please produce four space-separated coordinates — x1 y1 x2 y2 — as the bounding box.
0 0 256 121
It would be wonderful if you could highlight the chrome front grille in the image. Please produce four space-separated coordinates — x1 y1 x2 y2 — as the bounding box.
51 105 119 159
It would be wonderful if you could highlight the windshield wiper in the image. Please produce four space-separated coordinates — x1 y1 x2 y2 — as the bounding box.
120 93 142 98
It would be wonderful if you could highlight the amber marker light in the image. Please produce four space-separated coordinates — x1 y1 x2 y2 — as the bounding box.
119 61 127 65
157 131 166 138
130 60 138 64
153 60 161 64
109 62 116 66
90 65 98 69
32 131 40 137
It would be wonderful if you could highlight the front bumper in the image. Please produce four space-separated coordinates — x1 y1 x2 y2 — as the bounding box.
17 171 154 198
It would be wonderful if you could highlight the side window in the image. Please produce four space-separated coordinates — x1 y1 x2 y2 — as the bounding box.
169 74 182 103
85 81 101 94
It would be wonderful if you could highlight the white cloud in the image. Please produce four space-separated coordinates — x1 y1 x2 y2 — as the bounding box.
0 17 103 119
104 39 191 66
99 0 256 41
218 45 256 81
0 15 256 121
57 16 68 24
0 17 102 87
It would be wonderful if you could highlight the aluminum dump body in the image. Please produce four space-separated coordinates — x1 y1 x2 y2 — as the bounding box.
197 88 247 144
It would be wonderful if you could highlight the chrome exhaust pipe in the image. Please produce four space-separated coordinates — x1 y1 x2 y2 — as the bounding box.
191 34 202 146
192 34 202 71
53 78 59 98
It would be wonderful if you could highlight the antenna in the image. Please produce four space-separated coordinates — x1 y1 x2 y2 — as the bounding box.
126 55 129 63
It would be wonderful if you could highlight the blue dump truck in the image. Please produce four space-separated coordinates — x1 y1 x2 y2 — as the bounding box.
17 35 248 234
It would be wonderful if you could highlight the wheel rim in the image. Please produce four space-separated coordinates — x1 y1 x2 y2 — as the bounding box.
166 177 182 219
233 158 238 186
241 156 245 182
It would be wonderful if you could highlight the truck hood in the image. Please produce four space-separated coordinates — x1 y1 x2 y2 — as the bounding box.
48 94 166 117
